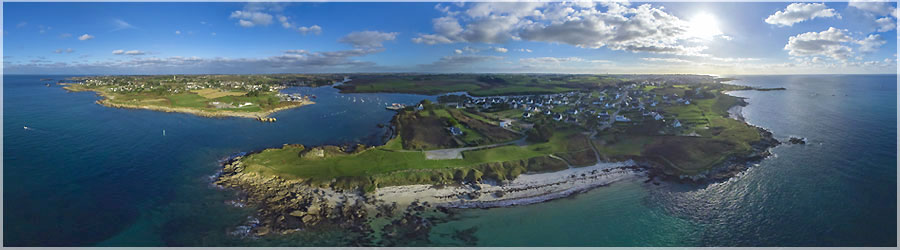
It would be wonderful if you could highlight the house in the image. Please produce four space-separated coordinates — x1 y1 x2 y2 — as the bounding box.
567 109 579 115
672 119 682 128
499 121 509 128
597 111 610 118
654 113 664 120
523 112 533 118
684 100 690 105
553 114 564 121
416 104 424 110
615 115 630 122
448 127 463 135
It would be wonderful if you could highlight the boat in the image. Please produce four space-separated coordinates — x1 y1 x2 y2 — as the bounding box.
385 103 406 111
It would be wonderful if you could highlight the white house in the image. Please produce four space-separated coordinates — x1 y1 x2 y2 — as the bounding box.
673 119 682 128
615 115 630 122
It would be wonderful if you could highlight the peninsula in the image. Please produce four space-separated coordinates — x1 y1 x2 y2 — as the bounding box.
212 74 781 239
62 74 342 120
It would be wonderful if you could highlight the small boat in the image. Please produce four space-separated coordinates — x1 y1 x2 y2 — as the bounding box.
45 84 51 87
311 95 317 99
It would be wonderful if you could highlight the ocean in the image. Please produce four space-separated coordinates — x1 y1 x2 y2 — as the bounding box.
3 74 896 246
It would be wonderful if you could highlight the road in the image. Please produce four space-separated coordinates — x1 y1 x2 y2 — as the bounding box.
424 137 527 160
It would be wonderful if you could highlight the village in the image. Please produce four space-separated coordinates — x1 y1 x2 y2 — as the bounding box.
415 79 704 139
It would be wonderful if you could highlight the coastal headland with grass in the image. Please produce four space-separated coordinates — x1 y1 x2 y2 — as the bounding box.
61 74 342 120
197 74 783 239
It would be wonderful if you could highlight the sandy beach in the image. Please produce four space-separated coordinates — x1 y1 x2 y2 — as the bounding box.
373 160 644 208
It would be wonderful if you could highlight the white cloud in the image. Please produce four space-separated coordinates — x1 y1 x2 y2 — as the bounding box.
454 49 463 54
517 48 533 53
112 50 125 55
111 19 136 31
338 31 398 48
493 47 508 53
413 2 720 56
858 34 886 53
59 33 72 39
230 10 274 27
875 17 896 32
784 27 854 61
849 0 898 18
124 50 146 56
175 30 181 35
297 25 322 35
278 15 291 28
78 34 94 41
764 3 840 27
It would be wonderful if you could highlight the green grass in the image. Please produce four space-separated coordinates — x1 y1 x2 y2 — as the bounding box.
239 127 589 189
595 92 761 174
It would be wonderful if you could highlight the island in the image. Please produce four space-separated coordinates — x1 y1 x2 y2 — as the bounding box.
211 74 781 242
61 74 342 120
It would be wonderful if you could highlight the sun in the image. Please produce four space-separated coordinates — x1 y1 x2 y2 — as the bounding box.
686 13 723 40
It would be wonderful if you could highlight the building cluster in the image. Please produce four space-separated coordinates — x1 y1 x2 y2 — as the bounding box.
439 79 696 131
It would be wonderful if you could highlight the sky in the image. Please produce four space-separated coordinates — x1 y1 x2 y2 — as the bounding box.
2 1 898 75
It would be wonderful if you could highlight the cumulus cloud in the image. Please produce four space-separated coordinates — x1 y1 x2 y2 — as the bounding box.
78 34 94 41
517 48 533 53
784 27 856 61
764 3 840 27
413 2 720 56
112 50 125 55
857 34 886 53
297 25 322 35
875 17 896 32
175 30 181 35
338 31 398 48
454 49 463 54
230 10 274 27
493 47 508 53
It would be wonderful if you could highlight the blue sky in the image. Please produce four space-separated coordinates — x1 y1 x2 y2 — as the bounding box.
3 1 897 75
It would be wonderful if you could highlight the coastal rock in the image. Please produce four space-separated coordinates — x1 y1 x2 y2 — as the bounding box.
788 137 806 144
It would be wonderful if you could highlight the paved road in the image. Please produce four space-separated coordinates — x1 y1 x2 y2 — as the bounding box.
424 137 527 160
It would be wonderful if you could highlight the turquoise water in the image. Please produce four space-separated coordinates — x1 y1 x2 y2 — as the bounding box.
3 74 896 246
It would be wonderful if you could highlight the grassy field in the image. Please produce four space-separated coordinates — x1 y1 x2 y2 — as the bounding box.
239 126 591 190
69 84 297 116
594 92 760 174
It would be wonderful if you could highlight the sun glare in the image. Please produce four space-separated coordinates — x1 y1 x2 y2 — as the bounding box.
687 13 722 40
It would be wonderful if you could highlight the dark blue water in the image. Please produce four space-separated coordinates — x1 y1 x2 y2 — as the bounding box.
3 74 896 246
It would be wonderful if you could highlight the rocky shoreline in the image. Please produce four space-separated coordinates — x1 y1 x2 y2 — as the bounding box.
214 154 646 240
65 86 313 119
210 91 782 243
